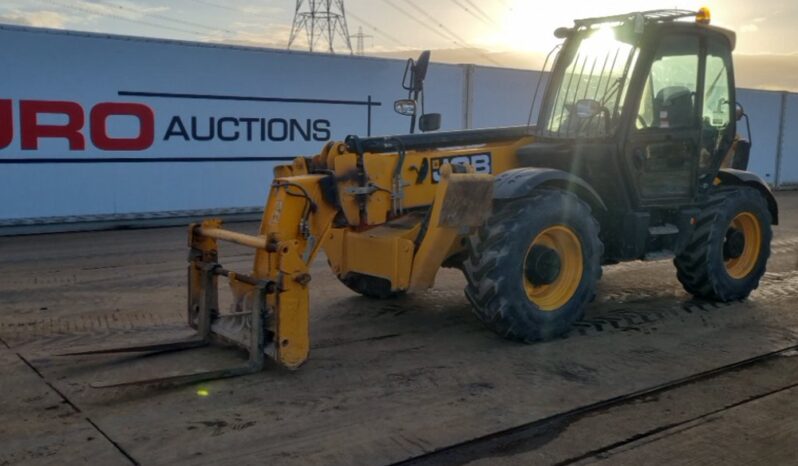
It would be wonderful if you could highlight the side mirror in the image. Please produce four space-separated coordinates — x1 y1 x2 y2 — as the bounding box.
736 101 753 146
554 27 571 39
419 113 441 132
394 99 417 116
574 99 602 119
413 51 431 91
735 102 745 121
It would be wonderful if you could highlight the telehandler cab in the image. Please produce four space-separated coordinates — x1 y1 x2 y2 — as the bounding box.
69 8 778 387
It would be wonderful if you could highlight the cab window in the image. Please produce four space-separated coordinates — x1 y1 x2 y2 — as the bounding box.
636 35 700 130
700 38 734 168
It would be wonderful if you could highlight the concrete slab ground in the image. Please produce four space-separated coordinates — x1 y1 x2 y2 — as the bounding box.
1 192 798 465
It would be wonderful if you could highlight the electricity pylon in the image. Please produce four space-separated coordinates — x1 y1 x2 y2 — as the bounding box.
287 0 353 54
350 26 372 55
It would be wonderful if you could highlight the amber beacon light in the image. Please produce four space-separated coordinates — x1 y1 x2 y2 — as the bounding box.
696 7 711 24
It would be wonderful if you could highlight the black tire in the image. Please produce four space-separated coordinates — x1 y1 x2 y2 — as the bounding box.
674 186 772 301
339 272 404 299
463 190 603 342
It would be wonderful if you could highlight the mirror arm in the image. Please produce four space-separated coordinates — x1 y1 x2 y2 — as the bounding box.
409 86 423 134
401 58 414 91
735 102 752 145
743 112 752 146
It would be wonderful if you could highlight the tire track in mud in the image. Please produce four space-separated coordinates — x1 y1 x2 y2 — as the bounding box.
572 271 798 337
0 254 253 292
0 310 186 348
4 262 798 353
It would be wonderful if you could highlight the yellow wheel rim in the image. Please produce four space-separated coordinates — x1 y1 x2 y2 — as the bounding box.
724 212 762 279
523 225 584 311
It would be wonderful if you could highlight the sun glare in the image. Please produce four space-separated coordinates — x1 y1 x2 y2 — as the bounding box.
580 26 619 55
476 0 719 55
476 2 566 53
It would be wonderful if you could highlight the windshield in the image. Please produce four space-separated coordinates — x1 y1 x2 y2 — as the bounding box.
540 26 640 138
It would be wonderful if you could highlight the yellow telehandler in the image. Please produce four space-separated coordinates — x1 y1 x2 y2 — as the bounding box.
68 9 778 387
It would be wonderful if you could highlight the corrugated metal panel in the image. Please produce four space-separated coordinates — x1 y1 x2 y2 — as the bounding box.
470 66 545 128
778 93 798 186
737 89 782 185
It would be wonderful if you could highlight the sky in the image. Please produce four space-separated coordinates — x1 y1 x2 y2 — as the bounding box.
2 1 797 88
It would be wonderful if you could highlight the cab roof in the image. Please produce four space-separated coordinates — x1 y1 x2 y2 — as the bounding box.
574 9 698 27
571 9 736 51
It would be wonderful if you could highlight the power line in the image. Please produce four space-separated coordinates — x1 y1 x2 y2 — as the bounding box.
450 0 496 27
39 0 237 38
381 0 491 63
92 0 237 35
37 0 209 37
451 0 488 25
186 0 245 14
346 10 407 47
380 0 458 47
396 0 505 66
399 0 472 46
462 0 499 25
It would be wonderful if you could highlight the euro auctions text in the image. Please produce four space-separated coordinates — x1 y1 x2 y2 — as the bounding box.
0 99 332 152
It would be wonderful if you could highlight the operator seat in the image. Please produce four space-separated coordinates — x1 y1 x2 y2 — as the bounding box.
653 86 694 128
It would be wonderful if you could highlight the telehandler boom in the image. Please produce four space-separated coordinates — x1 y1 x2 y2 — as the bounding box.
69 8 778 387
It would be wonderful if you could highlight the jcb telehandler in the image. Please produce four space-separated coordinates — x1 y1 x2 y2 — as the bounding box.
69 9 778 387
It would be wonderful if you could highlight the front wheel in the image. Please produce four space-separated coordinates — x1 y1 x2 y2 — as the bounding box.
674 186 772 301
463 190 603 342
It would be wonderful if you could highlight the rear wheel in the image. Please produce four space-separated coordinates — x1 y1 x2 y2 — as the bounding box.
674 186 772 301
464 190 603 341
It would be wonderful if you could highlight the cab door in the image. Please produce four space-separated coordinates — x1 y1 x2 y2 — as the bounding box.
624 34 702 205
699 36 736 178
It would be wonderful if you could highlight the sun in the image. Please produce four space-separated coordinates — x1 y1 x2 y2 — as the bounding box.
474 2 565 53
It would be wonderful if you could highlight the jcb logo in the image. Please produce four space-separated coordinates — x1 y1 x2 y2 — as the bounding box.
430 152 492 183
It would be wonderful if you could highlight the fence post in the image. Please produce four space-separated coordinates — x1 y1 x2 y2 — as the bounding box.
462 64 474 129
775 91 788 188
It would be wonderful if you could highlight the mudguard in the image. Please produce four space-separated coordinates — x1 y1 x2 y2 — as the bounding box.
493 167 607 212
717 169 779 225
